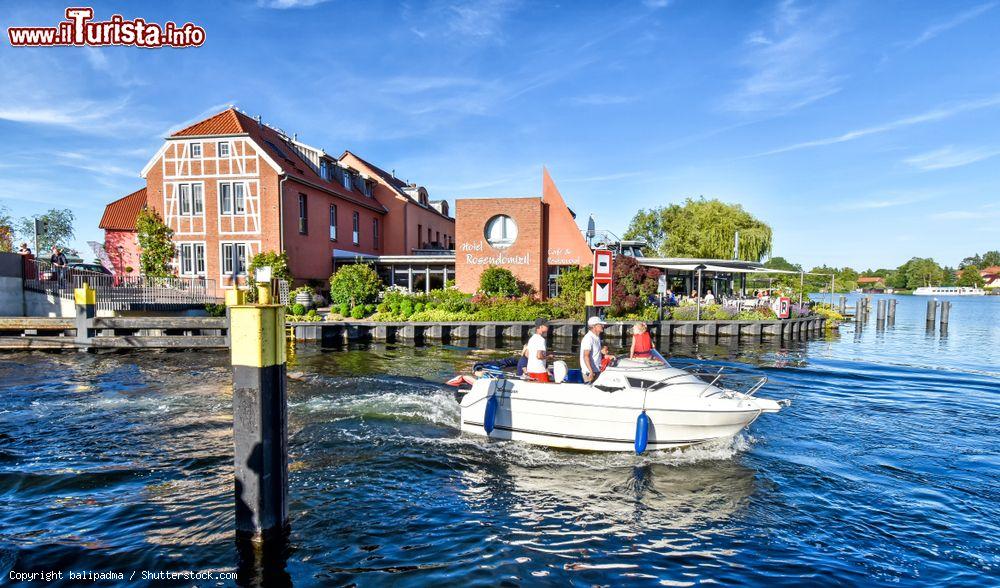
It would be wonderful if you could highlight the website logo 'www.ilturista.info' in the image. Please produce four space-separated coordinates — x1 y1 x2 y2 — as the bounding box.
7 7 205 48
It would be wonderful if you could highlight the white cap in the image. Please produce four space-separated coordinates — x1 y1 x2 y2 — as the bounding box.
587 316 606 327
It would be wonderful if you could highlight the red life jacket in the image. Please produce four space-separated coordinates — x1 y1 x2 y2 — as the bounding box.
633 331 652 357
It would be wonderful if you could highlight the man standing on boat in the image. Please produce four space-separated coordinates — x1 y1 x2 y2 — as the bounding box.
581 316 609 383
525 318 552 382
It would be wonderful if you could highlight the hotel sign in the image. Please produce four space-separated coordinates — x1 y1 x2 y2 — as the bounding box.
460 240 531 265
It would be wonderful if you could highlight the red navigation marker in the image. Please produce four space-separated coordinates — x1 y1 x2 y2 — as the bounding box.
592 278 613 306
593 249 613 278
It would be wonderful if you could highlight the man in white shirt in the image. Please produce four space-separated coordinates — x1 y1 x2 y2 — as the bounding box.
580 316 607 383
525 318 551 382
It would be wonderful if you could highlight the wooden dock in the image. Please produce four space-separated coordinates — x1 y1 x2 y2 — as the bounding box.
0 315 827 351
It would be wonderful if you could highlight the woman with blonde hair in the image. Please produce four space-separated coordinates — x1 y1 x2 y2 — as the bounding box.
630 322 653 360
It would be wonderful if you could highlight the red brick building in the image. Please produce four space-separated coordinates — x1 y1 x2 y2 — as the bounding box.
455 169 591 297
100 107 453 292
98 187 146 276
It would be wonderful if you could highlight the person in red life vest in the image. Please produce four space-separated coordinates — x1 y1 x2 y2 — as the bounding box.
630 322 653 359
525 318 552 382
600 345 614 371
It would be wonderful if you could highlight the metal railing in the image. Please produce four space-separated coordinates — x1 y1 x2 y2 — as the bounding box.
72 273 219 311
22 258 220 311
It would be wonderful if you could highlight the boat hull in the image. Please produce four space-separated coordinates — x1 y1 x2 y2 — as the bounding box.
459 375 772 452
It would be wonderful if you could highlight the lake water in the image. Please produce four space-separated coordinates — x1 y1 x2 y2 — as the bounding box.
1 294 998 586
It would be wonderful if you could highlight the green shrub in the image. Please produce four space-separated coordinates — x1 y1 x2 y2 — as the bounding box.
329 264 382 307
414 302 425 313
363 304 376 316
377 302 390 313
350 305 366 319
551 265 592 319
337 302 349 316
289 303 306 316
478 266 520 297
408 309 475 322
473 295 552 321
400 299 414 318
306 309 317 317
670 305 699 320
204 303 226 317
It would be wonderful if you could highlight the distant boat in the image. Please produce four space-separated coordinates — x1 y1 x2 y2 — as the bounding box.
912 286 985 296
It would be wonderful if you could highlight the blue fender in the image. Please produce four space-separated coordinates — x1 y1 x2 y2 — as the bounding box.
484 395 499 435
635 411 650 454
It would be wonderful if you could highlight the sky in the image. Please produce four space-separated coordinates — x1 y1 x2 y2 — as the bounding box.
0 0 998 270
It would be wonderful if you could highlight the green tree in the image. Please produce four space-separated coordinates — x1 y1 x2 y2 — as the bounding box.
478 266 520 297
329 264 382 308
0 206 13 253
941 266 958 287
896 257 944 289
624 197 772 261
957 266 985 288
17 208 76 254
981 250 1000 268
135 208 175 277
552 265 592 318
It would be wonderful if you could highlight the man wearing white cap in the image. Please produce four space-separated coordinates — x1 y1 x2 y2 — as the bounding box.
580 316 608 383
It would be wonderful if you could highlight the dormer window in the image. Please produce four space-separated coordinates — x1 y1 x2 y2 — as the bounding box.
342 170 352 190
320 160 330 181
190 143 202 159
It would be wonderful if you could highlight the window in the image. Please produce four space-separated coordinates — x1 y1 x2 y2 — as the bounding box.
484 214 517 249
427 228 432 244
221 243 248 276
179 243 205 276
220 183 232 215
177 183 202 216
298 194 308 234
436 231 440 246
190 143 202 158
329 204 337 241
219 182 246 215
373 218 380 249
320 160 330 180
352 211 359 245
417 224 422 247
233 183 245 213
342 170 352 190
179 184 191 215
218 142 230 158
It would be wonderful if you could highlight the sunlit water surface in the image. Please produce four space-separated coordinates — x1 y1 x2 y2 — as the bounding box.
1 294 998 586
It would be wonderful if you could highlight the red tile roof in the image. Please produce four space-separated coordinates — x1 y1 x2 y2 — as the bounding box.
857 276 885 283
171 108 386 213
99 187 147 231
170 108 248 137
980 265 1000 275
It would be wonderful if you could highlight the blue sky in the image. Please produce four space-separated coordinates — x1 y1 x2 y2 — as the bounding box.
0 0 998 270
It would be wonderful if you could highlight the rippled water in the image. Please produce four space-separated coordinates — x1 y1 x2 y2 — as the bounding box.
1 294 998 586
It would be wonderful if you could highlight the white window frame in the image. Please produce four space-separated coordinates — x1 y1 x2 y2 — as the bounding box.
220 242 249 277
178 242 206 276
218 181 246 215
190 143 202 159
373 218 379 249
352 211 360 245
217 141 230 158
342 171 352 190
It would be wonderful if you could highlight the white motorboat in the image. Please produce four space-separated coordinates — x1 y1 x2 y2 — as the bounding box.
453 358 789 453
912 286 985 296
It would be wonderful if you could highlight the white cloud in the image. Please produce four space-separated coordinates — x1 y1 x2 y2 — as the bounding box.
903 145 1000 171
724 0 844 114
569 94 638 106
446 0 521 40
901 2 997 50
829 192 934 212
750 93 1000 157
257 0 332 8
642 0 672 8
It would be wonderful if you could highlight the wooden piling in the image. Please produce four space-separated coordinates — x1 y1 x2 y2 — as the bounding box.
855 300 863 324
926 299 937 323
230 299 288 542
876 299 886 323
940 301 951 326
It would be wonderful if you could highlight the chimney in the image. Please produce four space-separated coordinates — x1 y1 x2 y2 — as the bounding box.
255 115 262 128
391 169 395 178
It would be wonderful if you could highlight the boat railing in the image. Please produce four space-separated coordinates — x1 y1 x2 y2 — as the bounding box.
667 362 768 398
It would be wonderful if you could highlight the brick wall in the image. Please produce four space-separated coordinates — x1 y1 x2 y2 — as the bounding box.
455 198 545 295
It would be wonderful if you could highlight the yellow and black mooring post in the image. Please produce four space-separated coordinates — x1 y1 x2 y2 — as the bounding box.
74 283 96 348
230 287 288 542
